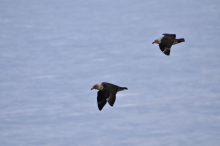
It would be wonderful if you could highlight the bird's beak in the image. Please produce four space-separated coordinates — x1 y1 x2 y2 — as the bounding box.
91 87 93 90
152 41 155 44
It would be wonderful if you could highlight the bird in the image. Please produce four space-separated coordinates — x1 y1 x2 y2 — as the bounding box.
91 82 128 111
152 33 185 55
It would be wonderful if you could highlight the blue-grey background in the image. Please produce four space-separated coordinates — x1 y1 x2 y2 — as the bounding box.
0 0 220 146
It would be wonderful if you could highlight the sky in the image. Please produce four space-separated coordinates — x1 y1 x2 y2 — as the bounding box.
0 0 220 146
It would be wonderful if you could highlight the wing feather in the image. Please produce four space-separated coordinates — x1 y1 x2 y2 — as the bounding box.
159 44 171 55
163 33 176 39
107 94 116 106
97 91 107 111
158 36 174 55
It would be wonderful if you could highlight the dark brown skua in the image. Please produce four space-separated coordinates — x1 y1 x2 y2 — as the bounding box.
91 82 128 111
152 33 185 55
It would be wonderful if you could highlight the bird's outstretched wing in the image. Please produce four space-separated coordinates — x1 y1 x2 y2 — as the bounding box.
102 82 118 107
107 93 116 106
159 44 171 55
163 33 176 39
97 91 107 111
159 36 173 55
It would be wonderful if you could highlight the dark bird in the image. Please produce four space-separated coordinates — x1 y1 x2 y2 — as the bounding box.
152 33 185 55
91 82 128 111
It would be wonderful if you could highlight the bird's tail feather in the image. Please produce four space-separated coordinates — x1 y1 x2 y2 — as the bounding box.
173 38 185 45
118 87 128 91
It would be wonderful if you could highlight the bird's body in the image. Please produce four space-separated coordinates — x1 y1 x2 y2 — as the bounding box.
152 33 185 55
91 82 128 111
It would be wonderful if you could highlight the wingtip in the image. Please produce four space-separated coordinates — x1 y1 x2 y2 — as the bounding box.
163 52 170 56
98 106 103 111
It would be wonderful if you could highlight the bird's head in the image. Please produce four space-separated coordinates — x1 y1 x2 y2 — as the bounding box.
91 83 103 90
152 38 162 44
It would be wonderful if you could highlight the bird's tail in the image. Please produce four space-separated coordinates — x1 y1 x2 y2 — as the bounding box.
118 87 128 91
173 38 185 45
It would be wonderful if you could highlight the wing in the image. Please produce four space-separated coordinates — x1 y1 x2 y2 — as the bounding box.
102 82 118 107
107 93 116 106
97 91 107 111
163 33 176 39
159 36 173 55
159 44 171 55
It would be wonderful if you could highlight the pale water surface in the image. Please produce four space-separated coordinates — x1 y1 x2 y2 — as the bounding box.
0 0 220 146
